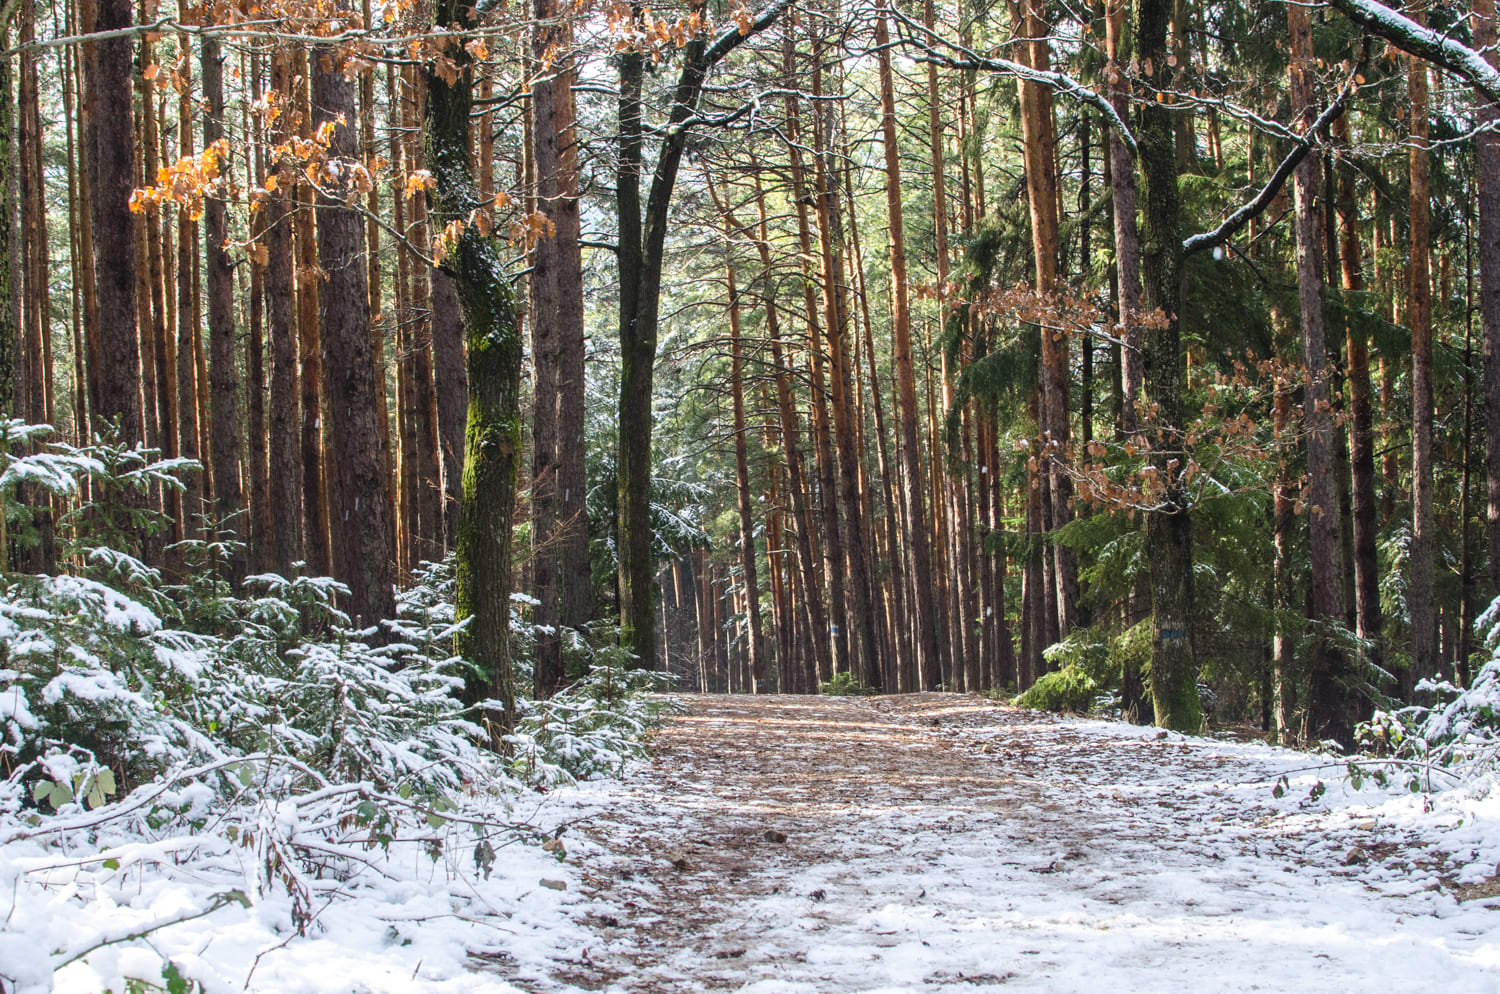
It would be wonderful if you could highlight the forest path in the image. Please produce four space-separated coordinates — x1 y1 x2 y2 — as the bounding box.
524 694 1499 993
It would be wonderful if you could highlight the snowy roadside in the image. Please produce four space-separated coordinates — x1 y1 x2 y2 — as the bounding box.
9 693 1500 994
542 695 1500 993
0 782 606 994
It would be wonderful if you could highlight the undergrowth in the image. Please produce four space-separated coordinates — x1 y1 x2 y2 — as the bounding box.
0 421 673 993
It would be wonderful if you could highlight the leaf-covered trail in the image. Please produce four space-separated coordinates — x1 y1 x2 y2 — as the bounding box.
523 694 1500 993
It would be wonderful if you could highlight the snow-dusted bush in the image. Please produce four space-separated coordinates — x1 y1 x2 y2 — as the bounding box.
1355 595 1500 790
0 424 674 992
509 631 679 785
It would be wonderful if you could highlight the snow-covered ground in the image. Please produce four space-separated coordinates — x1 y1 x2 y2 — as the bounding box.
545 694 1500 993
0 784 592 994
6 693 1500 992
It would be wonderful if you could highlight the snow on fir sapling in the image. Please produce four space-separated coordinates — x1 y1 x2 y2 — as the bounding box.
0 423 673 994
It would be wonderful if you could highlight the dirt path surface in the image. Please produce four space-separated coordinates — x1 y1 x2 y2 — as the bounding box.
526 694 1499 993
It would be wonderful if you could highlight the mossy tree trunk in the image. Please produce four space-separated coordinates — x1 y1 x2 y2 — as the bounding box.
614 0 793 669
425 0 521 735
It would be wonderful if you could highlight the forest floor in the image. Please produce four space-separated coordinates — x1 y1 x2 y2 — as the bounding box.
502 693 1500 994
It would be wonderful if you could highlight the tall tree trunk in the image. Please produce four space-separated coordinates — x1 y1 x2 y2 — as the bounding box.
613 0 791 667
724 240 767 690
84 0 143 444
313 38 396 626
1407 9 1437 693
1288 1 1349 742
544 0 588 638
138 25 176 533
427 0 523 730
1137 0 1201 731
874 15 941 689
529 0 586 696
175 6 201 534
782 45 846 683
750 171 830 682
296 54 331 576
403 70 443 563
1334 111 1383 675
203 34 246 579
1010 0 1077 639
1273 378 1298 742
812 57 882 691
0 8 13 431
1105 0 1143 434
431 269 467 552
836 133 902 687
267 48 303 574
1476 0 1500 601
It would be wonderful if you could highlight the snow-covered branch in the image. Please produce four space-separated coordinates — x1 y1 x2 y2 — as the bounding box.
1182 66 1358 257
1328 0 1500 105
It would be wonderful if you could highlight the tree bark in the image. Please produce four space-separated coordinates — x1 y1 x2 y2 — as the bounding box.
1010 0 1078 641
203 34 246 579
1334 111 1383 680
613 0 792 668
875 14 941 690
267 48 303 574
313 39 396 625
84 0 143 445
174 6 201 535
296 53 330 576
1136 0 1201 732
1288 0 1349 743
1105 0 1143 435
426 0 524 731
1407 8 1437 693
811 53 882 690
431 268 467 553
529 0 586 695
1476 0 1500 601
782 42 846 684
724 239 767 691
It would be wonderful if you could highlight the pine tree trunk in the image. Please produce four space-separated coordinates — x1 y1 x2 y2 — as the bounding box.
750 171 829 685
874 15 941 690
0 10 14 425
402 71 443 563
1334 112 1383 674
1288 1 1349 742
313 38 396 626
175 8 201 533
782 53 846 684
203 35 246 579
812 67 882 691
1273 382 1298 742
266 49 303 574
1011 0 1077 640
725 244 767 691
1407 11 1437 693
1476 0 1500 601
1105 0 1143 434
84 0 143 444
138 30 177 534
529 0 586 696
1137 0 1201 732
296 54 330 576
837 142 907 688
426 0 523 729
